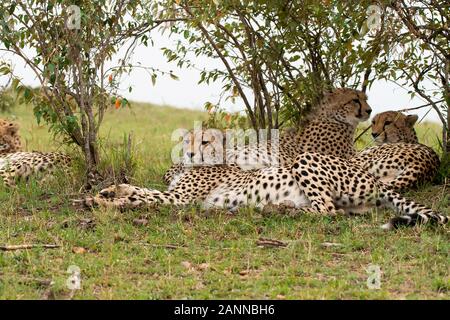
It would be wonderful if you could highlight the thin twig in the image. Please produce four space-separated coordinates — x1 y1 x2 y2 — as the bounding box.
354 98 445 144
256 238 288 248
141 243 186 250
354 125 371 143
397 99 445 112
0 244 60 251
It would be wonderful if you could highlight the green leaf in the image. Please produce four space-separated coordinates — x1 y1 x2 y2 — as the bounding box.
23 87 32 101
11 78 20 90
47 63 55 74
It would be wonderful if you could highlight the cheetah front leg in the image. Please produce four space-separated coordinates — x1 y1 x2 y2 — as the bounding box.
0 172 15 187
0 162 23 187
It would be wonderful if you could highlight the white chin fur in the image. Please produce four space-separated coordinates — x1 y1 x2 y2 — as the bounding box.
380 222 393 230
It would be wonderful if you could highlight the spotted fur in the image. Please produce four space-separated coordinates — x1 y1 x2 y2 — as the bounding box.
83 152 447 230
370 111 419 144
350 111 440 190
0 119 22 154
0 118 71 186
163 88 372 184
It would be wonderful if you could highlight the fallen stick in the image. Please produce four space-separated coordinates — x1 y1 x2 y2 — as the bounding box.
321 242 344 248
256 238 288 248
143 243 186 250
0 244 60 251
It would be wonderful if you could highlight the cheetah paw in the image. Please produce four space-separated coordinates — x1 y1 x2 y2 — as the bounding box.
72 197 97 209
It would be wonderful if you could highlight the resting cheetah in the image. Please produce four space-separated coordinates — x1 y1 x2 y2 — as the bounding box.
83 151 448 230
166 109 442 191
0 118 71 186
0 151 72 186
163 88 372 184
370 111 419 144
0 118 22 154
350 111 440 190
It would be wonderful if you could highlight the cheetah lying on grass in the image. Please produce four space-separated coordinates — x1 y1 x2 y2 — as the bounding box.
350 111 440 190
165 110 441 191
163 87 372 183
0 118 71 186
80 149 448 230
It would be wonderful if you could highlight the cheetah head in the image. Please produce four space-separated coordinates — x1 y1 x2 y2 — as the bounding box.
180 129 225 166
371 111 418 144
315 88 372 126
0 119 22 155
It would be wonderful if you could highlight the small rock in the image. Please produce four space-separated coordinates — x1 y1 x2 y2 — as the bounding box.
72 247 86 254
195 282 205 290
114 234 125 243
198 263 210 271
239 270 249 276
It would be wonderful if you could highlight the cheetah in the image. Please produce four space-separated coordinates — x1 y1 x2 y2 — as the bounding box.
163 87 372 184
0 151 72 186
0 118 22 154
0 118 71 186
82 150 448 230
277 88 371 160
371 111 419 144
166 109 442 192
350 111 441 190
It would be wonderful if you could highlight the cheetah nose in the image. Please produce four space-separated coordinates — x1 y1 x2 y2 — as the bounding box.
367 108 372 115
372 132 379 138
186 152 195 159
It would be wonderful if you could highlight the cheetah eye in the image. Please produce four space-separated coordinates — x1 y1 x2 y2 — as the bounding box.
201 141 209 145
384 121 392 126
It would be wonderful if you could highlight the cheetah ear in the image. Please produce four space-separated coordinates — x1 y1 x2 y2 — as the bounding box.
6 122 19 134
406 114 418 127
322 87 335 96
317 87 335 103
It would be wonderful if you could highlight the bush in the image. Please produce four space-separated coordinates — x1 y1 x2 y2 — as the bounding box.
0 89 15 113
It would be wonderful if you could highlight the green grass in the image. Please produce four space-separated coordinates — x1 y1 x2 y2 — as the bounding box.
0 102 448 299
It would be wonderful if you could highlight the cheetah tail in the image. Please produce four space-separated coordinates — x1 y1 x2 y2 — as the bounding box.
379 187 448 230
84 188 186 210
